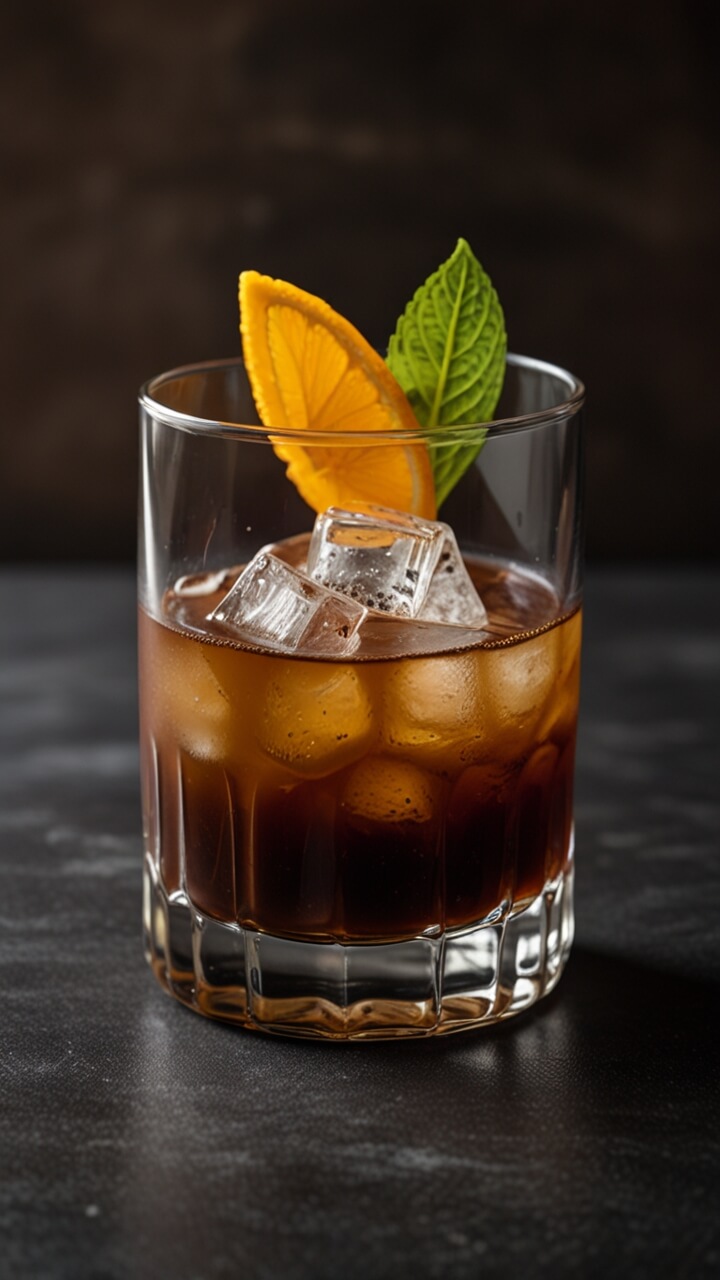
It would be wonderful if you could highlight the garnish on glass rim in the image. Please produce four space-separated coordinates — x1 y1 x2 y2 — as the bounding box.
239 271 436 519
239 238 506 513
386 238 507 506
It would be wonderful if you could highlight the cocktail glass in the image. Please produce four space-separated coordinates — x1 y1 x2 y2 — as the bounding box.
138 354 584 1039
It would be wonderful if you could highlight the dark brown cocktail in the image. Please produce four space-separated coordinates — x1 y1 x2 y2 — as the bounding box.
140 555 580 947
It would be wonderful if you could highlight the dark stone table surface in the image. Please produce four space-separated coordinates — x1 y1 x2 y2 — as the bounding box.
2 567 719 1280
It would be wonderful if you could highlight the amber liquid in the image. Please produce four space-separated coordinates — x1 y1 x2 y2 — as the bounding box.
139 558 581 942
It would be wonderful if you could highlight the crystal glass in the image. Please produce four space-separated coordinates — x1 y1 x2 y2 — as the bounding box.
138 354 584 1039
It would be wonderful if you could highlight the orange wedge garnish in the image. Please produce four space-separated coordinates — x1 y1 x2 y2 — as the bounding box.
239 271 436 519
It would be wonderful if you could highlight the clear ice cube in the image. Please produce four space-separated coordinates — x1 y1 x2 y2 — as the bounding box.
306 506 445 618
307 506 487 629
418 532 488 630
207 549 367 657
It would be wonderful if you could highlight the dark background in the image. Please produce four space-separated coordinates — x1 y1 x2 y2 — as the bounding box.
2 0 718 562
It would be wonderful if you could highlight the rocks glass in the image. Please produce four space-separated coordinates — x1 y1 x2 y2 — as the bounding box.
138 354 584 1039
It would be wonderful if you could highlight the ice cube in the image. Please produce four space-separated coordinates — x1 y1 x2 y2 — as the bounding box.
381 651 486 770
456 628 561 766
418 532 488 630
484 629 559 736
257 664 376 778
341 756 441 824
536 612 582 743
207 549 367 657
147 623 233 762
306 506 445 618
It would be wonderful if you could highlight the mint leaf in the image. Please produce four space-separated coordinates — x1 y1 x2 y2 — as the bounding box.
386 238 507 506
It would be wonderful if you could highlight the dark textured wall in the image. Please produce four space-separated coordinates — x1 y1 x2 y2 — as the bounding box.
2 0 717 561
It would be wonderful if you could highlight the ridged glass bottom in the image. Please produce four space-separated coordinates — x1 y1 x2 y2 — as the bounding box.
143 853 574 1040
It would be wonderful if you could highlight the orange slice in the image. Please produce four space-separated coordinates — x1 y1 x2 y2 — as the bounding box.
239 271 436 519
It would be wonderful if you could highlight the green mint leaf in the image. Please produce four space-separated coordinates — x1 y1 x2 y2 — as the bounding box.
386 238 507 506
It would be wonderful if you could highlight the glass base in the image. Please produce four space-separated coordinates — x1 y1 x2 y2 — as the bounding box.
143 853 574 1040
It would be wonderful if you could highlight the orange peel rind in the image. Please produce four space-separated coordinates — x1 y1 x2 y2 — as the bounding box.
239 271 436 519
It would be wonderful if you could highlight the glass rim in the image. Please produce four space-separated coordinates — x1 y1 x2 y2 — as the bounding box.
139 352 585 445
